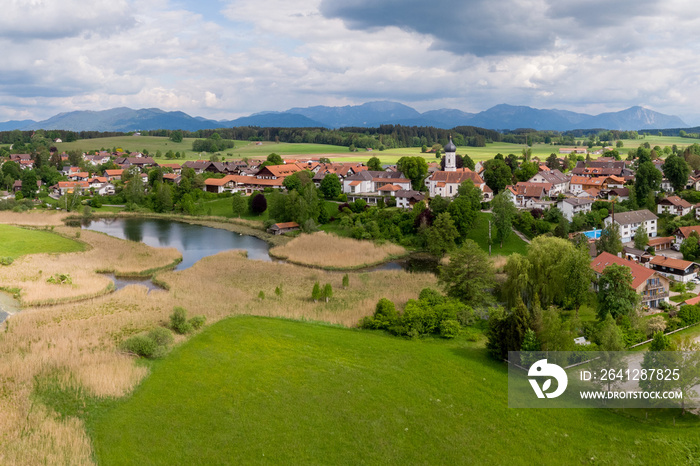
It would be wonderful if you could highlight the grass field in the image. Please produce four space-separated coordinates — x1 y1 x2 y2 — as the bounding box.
88 316 700 465
0 224 85 259
54 134 700 166
466 211 529 256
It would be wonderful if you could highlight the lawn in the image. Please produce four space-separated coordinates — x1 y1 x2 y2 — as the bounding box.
466 211 529 256
0 224 85 258
88 316 700 465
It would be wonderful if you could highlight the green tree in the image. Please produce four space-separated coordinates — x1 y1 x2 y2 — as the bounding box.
438 239 495 307
491 192 517 248
231 192 247 217
482 159 512 194
426 212 459 257
311 282 321 302
319 173 341 199
634 161 662 201
597 263 639 320
20 169 37 199
429 195 450 215
633 223 649 250
153 182 173 213
367 156 382 171
321 283 333 303
596 222 623 256
650 331 671 351
342 274 349 289
266 153 283 165
680 231 700 261
396 156 428 190
662 154 690 192
170 130 184 143
564 244 595 317
502 253 532 308
447 180 482 237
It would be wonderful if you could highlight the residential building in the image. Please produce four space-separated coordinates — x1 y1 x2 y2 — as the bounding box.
657 196 692 216
648 256 697 283
673 225 700 249
528 169 569 195
558 198 593 221
343 170 411 196
603 209 657 243
395 190 425 209
590 252 669 309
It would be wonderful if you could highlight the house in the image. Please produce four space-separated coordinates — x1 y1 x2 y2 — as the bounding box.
569 175 608 194
603 209 657 243
648 256 697 283
558 147 588 154
623 246 652 264
50 181 89 196
204 177 237 194
527 169 569 195
396 190 425 209
343 171 411 196
571 160 631 178
657 196 692 216
163 173 182 185
558 198 593 221
12 180 42 194
267 222 300 235
506 183 549 208
673 225 700 249
93 183 115 196
590 252 669 309
182 161 210 174
255 163 306 180
114 157 156 169
104 169 124 181
158 163 182 174
607 187 629 201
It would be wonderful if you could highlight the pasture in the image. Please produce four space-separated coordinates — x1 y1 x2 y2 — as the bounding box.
89 316 700 465
0 224 84 259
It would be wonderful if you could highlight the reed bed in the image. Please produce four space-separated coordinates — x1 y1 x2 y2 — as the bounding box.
269 231 407 269
0 210 69 226
0 227 180 305
0 214 434 464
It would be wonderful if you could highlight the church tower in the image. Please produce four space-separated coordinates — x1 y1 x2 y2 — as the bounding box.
444 135 456 172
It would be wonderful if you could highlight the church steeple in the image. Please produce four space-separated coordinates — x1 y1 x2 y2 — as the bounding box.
445 135 456 172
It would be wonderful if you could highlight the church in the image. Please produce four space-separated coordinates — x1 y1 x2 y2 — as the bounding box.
424 137 492 200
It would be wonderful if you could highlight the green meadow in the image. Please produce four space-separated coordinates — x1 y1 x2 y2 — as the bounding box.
55 134 700 166
0 224 84 258
87 316 700 465
466 211 529 256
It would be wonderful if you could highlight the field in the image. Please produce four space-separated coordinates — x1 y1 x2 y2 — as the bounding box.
466 211 529 256
0 224 85 259
269 231 407 269
0 211 436 464
87 316 700 465
53 134 700 166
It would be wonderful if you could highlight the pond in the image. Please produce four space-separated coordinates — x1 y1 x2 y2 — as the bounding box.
0 291 20 324
82 218 272 270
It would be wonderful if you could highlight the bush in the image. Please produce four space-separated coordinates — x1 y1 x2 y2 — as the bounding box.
439 319 461 339
147 327 174 347
0 257 13 266
677 304 700 326
189 315 206 330
121 334 159 358
170 306 193 334
46 273 72 285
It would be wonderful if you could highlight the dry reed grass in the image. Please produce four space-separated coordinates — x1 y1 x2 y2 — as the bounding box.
0 227 180 305
269 231 407 269
0 210 69 226
0 214 434 464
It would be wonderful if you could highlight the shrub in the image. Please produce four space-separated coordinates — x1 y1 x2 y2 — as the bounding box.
147 327 174 347
170 306 193 334
189 315 206 330
677 304 700 326
121 334 158 358
439 319 461 339
0 257 13 266
46 273 72 285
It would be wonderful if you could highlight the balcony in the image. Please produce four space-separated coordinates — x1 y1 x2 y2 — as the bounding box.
642 291 669 301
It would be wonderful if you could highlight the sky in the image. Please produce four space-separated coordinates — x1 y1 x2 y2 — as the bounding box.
3 0 700 125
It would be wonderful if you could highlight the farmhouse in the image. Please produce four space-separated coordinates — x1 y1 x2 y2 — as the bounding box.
590 252 669 309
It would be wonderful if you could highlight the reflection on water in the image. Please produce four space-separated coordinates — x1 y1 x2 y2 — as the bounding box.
367 254 439 274
83 218 272 270
0 291 20 323
105 274 165 293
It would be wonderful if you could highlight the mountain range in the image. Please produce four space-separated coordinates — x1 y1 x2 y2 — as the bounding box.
0 102 688 132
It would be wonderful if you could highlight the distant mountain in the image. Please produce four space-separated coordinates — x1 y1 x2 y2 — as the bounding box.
0 120 36 131
286 101 421 128
577 106 687 131
0 101 689 132
222 112 328 128
23 108 224 132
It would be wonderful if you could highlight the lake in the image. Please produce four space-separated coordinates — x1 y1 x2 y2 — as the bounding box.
83 218 272 270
